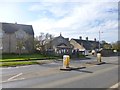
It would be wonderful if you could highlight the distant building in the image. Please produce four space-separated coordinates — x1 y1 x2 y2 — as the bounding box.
0 22 34 54
70 36 99 55
43 34 73 56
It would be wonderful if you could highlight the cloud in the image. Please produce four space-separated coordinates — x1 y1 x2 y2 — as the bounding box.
29 2 117 42
0 2 33 23
29 2 75 19
0 1 115 43
1 0 119 3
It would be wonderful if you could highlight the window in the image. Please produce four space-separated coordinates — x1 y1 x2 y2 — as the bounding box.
59 50 61 54
64 49 66 53
0 32 3 38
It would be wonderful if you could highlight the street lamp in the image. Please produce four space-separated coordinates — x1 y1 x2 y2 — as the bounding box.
98 30 103 51
99 30 100 50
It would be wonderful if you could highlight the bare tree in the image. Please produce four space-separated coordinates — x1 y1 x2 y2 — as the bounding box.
15 31 26 55
44 33 54 44
16 38 25 55
34 36 41 51
34 32 54 51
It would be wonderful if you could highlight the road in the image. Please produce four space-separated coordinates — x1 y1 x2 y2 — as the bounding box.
1 56 119 88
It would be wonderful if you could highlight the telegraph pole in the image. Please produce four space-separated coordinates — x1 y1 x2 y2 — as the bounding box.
99 30 103 51
99 30 100 50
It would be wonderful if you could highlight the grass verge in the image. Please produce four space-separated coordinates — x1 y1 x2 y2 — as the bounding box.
0 61 39 67
0 57 58 62
1 53 59 62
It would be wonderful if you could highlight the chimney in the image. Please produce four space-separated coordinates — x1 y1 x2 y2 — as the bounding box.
86 37 88 41
79 36 82 40
94 38 96 41
60 32 62 36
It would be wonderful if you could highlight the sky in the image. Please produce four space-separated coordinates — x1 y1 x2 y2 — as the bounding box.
0 0 119 43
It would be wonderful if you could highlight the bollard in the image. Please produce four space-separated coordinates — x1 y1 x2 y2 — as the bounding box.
97 53 101 63
60 55 86 71
63 55 70 68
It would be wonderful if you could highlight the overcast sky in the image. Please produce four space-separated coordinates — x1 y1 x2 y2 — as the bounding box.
0 0 119 43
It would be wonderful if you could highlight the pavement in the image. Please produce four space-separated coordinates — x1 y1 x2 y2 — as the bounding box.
1 56 119 88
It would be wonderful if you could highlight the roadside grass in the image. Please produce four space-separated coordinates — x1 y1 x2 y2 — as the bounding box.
2 53 45 59
1 53 59 62
0 61 39 67
0 53 60 67
78 54 86 58
0 53 87 67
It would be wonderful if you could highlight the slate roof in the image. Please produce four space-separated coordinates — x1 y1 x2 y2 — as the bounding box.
1 22 34 35
72 39 99 50
54 34 69 41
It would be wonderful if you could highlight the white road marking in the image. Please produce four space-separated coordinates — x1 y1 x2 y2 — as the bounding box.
8 73 23 81
2 78 25 83
110 82 120 88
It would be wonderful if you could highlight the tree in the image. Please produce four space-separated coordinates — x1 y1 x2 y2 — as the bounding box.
101 40 112 49
34 32 54 51
39 32 45 46
103 43 112 49
44 33 54 44
15 30 27 55
34 36 41 51
25 37 34 53
112 41 120 51
16 38 25 55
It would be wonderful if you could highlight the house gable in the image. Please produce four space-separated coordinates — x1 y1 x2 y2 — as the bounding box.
52 35 72 48
43 35 73 55
70 39 85 51
15 29 27 39
1 22 34 54
1 22 34 35
70 39 99 51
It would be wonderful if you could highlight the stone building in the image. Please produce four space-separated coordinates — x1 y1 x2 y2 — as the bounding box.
0 22 34 54
43 34 73 56
70 36 99 55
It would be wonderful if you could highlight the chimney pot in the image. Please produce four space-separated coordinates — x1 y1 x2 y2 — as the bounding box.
94 38 96 41
86 37 88 41
79 36 82 40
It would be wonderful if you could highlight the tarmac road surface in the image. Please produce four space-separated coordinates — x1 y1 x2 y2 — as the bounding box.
1 56 119 88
